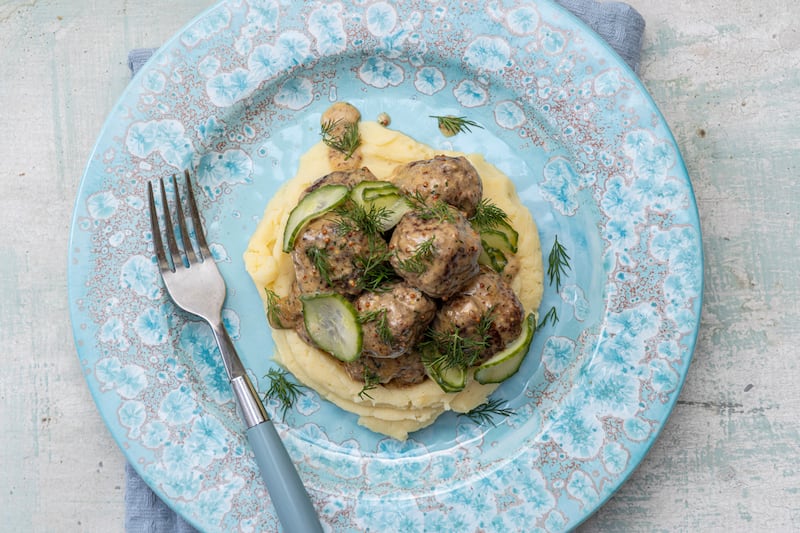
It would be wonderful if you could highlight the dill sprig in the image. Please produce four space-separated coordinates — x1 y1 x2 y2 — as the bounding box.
459 397 515 426
263 368 306 421
419 201 456 223
395 237 436 274
320 119 361 159
422 312 494 371
264 288 285 329
359 308 394 345
537 306 559 329
430 115 484 136
353 250 397 292
406 192 457 223
358 368 380 401
306 246 333 287
421 330 481 371
334 200 391 237
470 198 509 231
547 235 571 292
334 200 397 291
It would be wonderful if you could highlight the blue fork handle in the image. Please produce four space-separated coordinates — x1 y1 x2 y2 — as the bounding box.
246 421 323 533
211 322 321 531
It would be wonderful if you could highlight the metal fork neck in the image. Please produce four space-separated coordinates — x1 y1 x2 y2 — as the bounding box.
208 318 245 378
207 319 268 428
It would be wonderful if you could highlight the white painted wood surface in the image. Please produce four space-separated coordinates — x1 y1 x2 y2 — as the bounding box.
1 0 797 531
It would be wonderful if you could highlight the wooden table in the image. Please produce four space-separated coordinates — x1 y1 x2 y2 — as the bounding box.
2 0 797 530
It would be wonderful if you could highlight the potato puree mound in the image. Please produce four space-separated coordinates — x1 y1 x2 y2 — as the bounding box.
244 121 543 440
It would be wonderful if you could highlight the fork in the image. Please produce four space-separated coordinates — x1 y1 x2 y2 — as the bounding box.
147 170 322 533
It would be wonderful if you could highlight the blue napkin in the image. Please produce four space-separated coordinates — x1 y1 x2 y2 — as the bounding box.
125 462 198 533
555 0 645 73
123 1 644 531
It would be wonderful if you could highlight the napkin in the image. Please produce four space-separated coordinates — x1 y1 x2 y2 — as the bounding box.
555 0 645 73
123 1 644 531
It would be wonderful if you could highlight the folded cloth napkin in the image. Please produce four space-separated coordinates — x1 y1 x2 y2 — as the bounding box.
555 0 645 73
127 47 158 76
123 1 644 531
125 462 198 533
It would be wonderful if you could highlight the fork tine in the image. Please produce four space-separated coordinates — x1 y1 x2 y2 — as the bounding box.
171 174 198 264
183 169 212 260
147 181 171 272
158 177 183 270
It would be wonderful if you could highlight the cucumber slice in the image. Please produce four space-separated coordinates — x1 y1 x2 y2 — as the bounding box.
382 198 412 231
493 219 519 253
489 246 508 272
367 192 412 231
476 218 517 273
478 246 492 268
425 361 467 393
421 345 468 393
478 243 508 273
351 180 396 205
349 182 410 231
366 191 402 209
474 313 536 384
282 184 349 252
363 185 399 202
300 293 362 362
481 228 516 254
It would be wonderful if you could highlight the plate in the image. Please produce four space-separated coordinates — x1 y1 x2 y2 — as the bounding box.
68 1 703 531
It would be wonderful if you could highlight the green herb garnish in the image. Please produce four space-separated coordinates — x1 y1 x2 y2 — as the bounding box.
359 308 394 345
421 312 493 371
395 236 436 274
333 200 398 291
306 246 333 287
470 198 509 231
358 368 380 400
264 288 285 328
459 397 515 426
406 192 457 223
353 250 397 292
334 200 391 237
263 368 306 420
430 115 484 136
547 235 571 292
537 306 559 329
320 119 361 159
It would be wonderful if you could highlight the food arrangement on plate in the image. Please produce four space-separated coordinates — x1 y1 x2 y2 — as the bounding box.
68 1 703 530
245 103 545 440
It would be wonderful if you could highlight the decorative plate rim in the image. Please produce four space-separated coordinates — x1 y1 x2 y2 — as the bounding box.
68 1 703 531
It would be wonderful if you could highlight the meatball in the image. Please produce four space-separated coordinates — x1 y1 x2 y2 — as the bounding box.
389 205 481 299
431 267 524 365
321 101 361 130
302 167 377 198
391 155 482 217
266 281 303 330
321 102 362 170
293 317 315 348
292 215 388 296
354 282 437 358
343 351 427 387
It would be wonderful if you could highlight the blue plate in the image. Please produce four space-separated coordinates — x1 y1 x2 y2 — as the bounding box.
68 1 703 531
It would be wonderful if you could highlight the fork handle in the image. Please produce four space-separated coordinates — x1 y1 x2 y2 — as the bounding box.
213 324 321 531
246 421 323 532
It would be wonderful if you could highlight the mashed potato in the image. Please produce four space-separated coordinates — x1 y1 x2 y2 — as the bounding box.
244 121 543 440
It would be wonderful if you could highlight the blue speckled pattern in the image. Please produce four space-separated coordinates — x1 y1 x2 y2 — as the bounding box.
68 1 702 531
